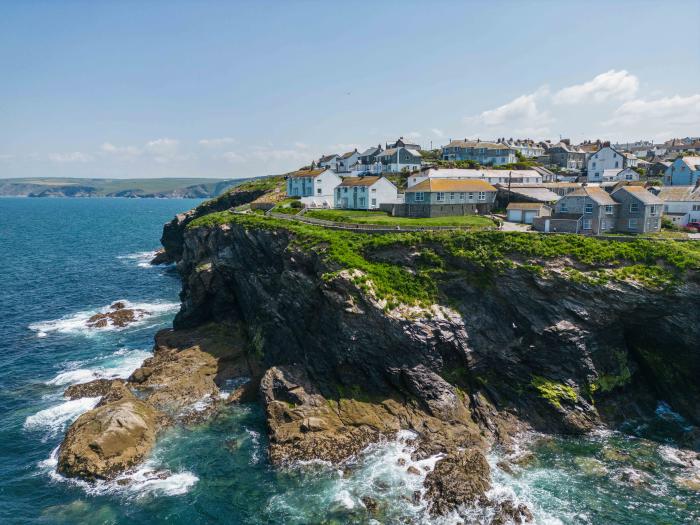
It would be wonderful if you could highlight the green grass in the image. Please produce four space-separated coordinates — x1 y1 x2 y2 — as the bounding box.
186 212 700 306
305 209 496 229
270 198 302 215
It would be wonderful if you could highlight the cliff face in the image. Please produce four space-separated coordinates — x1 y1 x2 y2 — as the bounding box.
172 220 700 439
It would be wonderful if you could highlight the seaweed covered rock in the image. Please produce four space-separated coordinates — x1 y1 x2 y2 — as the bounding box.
424 449 491 516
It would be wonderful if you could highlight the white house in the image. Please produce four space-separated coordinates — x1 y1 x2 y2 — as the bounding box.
318 154 339 170
652 186 700 226
587 146 636 181
334 176 398 210
336 149 360 173
407 168 543 188
664 156 700 186
286 168 342 207
600 167 640 182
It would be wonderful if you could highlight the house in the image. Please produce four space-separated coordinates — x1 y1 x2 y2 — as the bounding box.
664 156 700 186
387 137 421 151
647 161 671 178
540 182 582 197
506 202 551 224
541 141 586 170
334 176 398 210
318 154 339 170
600 167 640 182
652 185 700 227
286 168 342 204
401 179 497 217
376 147 422 173
587 146 636 181
499 138 546 158
533 185 662 234
610 186 663 234
441 139 516 166
407 168 543 188
336 149 360 173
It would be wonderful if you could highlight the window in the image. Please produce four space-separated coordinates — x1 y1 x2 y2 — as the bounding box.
343 187 348 193
615 161 619 168
468 192 474 200
371 188 376 193
649 205 658 216
414 192 424 202
359 198 365 207
584 203 593 214
478 192 486 201
693 204 700 211
459 192 465 200
371 198 376 207
560 202 568 212
317 188 322 195
450 192 455 199
625 172 633 181
582 219 592 230
604 205 614 214
629 202 639 213
628 218 638 229
436 192 445 202
592 162 596 168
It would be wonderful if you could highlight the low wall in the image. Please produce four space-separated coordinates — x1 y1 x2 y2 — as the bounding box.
381 203 491 218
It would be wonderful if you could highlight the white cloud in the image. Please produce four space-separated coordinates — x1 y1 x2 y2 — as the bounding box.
431 128 444 138
222 151 246 163
48 152 92 163
294 141 309 149
553 70 638 105
464 87 552 137
198 137 237 147
0 154 14 161
101 142 141 159
406 131 422 139
605 93 700 126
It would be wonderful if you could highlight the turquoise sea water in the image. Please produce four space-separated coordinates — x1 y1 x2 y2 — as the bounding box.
1 197 698 524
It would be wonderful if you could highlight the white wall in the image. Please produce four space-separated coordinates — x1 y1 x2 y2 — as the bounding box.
313 169 342 197
587 147 624 181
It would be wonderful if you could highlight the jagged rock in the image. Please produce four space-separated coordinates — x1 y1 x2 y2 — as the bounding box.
86 302 149 329
361 495 379 514
57 398 163 480
490 500 533 524
406 466 421 476
64 379 121 400
150 249 171 265
424 449 491 516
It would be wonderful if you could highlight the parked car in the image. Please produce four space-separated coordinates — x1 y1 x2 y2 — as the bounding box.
685 222 700 232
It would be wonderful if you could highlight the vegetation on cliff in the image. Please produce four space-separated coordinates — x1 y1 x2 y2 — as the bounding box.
187 212 700 306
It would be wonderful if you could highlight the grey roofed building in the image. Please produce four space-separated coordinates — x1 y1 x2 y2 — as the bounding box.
387 137 421 151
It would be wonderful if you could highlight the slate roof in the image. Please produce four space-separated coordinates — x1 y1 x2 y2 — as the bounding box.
444 140 511 150
338 176 383 187
339 150 358 160
499 186 561 202
612 186 663 205
654 186 700 201
680 156 700 171
566 186 618 205
318 154 338 163
506 202 549 210
376 147 422 158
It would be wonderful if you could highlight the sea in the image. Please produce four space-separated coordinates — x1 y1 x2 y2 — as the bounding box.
0 197 698 524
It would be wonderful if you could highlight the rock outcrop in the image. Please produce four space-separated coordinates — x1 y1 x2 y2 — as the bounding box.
58 323 258 480
424 449 491 516
86 301 148 329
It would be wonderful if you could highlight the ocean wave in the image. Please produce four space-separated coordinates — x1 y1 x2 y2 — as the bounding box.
46 348 151 387
117 251 159 268
28 300 179 337
23 396 101 438
40 448 198 498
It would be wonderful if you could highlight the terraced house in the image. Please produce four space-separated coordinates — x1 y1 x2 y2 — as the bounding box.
401 179 497 217
441 139 516 166
286 168 342 200
375 147 422 173
533 185 662 234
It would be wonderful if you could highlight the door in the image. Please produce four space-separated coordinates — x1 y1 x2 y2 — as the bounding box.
524 211 537 224
508 210 522 222
544 219 550 233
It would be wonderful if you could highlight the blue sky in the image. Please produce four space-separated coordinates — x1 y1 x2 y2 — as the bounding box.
1 0 699 179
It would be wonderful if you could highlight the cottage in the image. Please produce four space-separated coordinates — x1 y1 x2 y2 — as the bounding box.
647 161 671 178
336 149 360 173
499 139 545 158
587 146 636 181
664 156 700 186
286 168 342 203
401 179 497 217
600 167 640 182
652 185 700 227
334 176 398 210
355 145 383 172
506 202 551 224
441 140 516 166
376 147 422 173
550 186 619 234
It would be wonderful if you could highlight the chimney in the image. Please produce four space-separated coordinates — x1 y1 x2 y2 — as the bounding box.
603 141 611 147
561 138 570 146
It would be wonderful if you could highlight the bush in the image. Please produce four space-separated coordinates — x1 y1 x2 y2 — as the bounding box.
290 200 303 209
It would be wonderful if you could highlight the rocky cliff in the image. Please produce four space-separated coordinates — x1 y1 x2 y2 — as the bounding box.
58 202 700 518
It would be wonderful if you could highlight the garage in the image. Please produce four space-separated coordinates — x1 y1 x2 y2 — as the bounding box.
506 202 550 224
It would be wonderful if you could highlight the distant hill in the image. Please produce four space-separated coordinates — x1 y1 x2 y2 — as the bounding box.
0 177 255 198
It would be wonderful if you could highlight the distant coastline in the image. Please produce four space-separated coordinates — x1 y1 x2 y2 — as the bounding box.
0 177 257 199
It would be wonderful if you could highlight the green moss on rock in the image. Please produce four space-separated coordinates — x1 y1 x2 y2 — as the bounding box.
531 376 578 409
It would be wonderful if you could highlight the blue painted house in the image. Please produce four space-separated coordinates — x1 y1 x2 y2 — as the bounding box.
664 156 700 186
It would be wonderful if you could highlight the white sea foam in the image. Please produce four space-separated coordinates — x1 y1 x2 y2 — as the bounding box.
29 300 179 337
117 251 159 268
46 348 150 386
39 448 198 498
24 396 101 438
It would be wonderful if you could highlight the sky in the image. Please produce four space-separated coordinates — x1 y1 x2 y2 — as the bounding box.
1 0 699 180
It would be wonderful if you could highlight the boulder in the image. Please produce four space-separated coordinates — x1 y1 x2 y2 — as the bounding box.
424 448 491 516
86 302 149 329
64 379 122 400
57 398 163 480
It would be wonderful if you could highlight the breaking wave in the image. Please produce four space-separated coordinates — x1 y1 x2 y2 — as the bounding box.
24 396 101 438
28 300 179 337
117 251 160 268
46 348 150 386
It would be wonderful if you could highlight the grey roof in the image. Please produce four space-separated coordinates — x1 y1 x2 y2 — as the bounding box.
611 186 663 205
654 186 700 202
501 186 561 202
377 147 421 158
567 186 618 205
359 146 381 157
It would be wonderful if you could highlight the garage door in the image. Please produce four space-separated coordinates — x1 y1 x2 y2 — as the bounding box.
524 210 537 224
508 210 522 222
